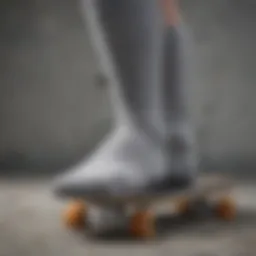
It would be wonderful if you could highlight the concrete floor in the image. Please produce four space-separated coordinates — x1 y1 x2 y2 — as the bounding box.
0 177 256 256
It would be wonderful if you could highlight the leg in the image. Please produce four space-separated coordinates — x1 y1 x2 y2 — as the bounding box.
54 0 167 198
160 0 198 181
82 0 165 139
54 0 196 200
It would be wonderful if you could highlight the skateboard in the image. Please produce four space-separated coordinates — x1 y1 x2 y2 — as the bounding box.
61 174 236 239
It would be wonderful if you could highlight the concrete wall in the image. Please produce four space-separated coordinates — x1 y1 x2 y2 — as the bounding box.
0 0 256 173
181 0 256 171
0 0 111 171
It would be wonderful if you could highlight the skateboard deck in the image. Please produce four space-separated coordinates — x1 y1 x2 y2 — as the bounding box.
82 174 233 205
62 174 236 238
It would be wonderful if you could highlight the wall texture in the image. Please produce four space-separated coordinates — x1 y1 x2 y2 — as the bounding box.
181 0 256 171
0 0 256 173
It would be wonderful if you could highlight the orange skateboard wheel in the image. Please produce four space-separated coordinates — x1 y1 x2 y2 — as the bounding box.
129 210 155 239
63 200 87 230
215 196 236 221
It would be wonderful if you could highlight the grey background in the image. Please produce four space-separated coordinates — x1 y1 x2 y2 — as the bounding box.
0 0 255 174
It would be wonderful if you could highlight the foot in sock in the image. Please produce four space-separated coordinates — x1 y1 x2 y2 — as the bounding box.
54 0 198 199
